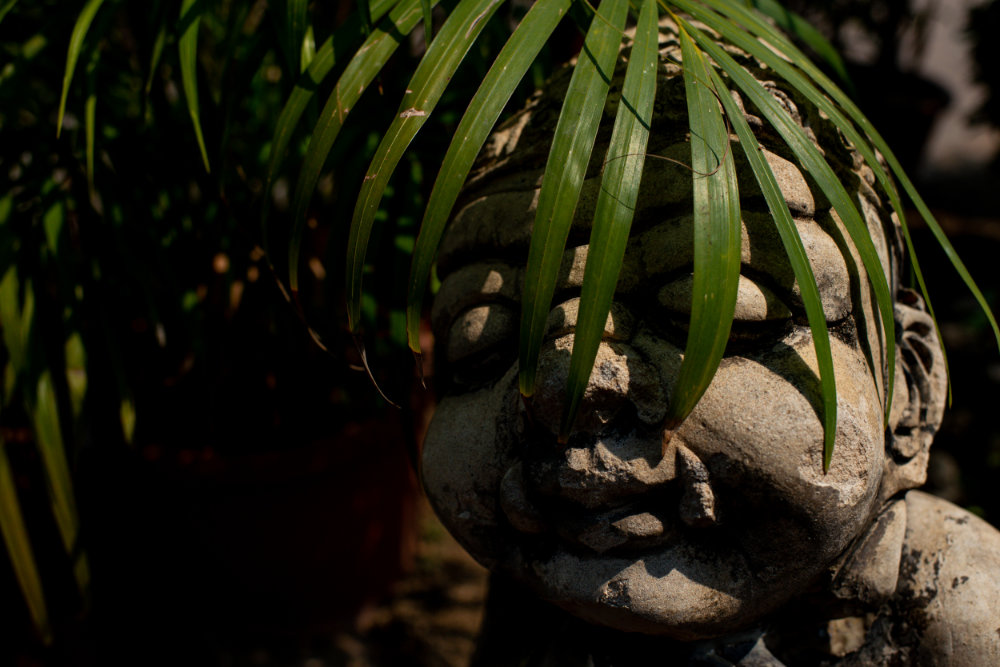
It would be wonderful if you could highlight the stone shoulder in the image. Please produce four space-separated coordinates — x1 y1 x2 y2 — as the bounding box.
897 490 1000 664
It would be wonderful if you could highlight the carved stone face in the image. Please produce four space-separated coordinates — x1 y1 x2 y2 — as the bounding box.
421 34 947 641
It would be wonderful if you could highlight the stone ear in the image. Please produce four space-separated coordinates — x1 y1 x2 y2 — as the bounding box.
882 288 948 500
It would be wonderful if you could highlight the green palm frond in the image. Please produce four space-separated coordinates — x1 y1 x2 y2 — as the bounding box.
707 63 838 469
0 440 51 644
661 17 742 443
282 0 309 74
518 0 630 402
406 0 575 364
562 0 659 441
52 0 981 455
286 0 432 297
260 0 398 235
43 0 999 487
179 0 210 172
345 0 505 335
56 0 107 138
0 0 19 26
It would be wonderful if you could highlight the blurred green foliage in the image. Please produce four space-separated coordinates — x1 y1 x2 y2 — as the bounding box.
0 0 519 648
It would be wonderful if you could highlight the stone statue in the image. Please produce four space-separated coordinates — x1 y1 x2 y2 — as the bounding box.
420 20 1000 665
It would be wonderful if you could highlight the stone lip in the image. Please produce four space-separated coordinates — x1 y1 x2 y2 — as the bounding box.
501 454 681 555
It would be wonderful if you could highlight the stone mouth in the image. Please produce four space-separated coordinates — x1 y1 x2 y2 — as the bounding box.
499 420 722 555
548 500 679 555
499 454 701 556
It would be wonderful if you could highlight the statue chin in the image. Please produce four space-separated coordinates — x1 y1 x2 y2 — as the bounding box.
504 538 754 640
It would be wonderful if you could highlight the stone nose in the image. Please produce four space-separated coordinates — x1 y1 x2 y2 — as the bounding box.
527 337 668 441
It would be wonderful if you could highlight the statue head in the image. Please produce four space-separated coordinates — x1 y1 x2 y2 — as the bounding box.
420 28 947 640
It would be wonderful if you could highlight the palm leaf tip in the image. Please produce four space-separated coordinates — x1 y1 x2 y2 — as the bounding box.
345 0 504 336
560 0 659 439
179 0 210 172
662 20 741 431
405 0 573 358
518 0 630 399
57 0 108 138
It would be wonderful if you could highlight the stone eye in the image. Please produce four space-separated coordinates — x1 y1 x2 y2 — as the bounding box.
446 302 518 384
658 274 793 323
656 274 793 342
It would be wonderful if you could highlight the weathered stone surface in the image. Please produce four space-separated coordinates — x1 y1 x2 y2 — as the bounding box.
832 499 907 604
419 16 1000 666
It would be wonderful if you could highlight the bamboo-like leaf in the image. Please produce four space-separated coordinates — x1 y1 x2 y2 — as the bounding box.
662 22 741 434
707 64 838 470
561 0 659 439
405 0 573 357
284 0 308 73
719 0 1000 357
120 398 136 444
286 0 433 294
0 268 29 379
518 0 629 399
0 0 18 27
300 24 315 71
144 19 168 96
359 0 373 35
65 333 87 421
179 0 210 172
0 440 52 645
32 372 88 597
56 0 107 138
679 13 897 424
345 0 505 332
260 0 396 222
84 48 98 198
420 0 433 43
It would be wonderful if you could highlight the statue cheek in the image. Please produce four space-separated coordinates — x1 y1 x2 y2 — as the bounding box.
421 368 521 566
674 335 884 535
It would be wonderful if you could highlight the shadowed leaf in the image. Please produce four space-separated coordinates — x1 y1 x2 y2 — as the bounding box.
0 442 52 645
519 0 629 400
663 21 741 434
84 48 98 198
144 18 168 97
64 333 87 420
405 0 573 356
31 374 87 595
420 0 433 43
57 0 107 138
261 0 396 228
345 0 505 333
285 0 308 73
286 0 433 295
0 268 30 379
0 0 18 27
359 0 373 35
179 0 210 172
561 0 659 439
